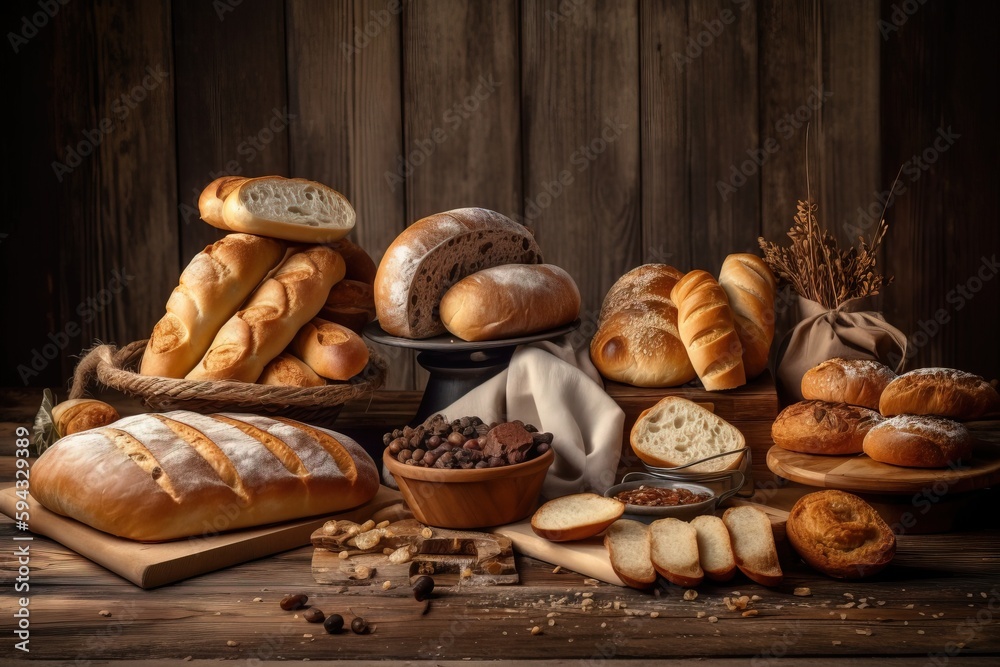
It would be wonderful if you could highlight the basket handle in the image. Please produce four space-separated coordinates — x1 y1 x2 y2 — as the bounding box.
69 341 147 400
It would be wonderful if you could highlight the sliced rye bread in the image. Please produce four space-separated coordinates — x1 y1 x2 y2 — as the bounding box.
373 208 542 338
691 515 736 582
649 517 704 588
630 396 745 473
604 519 657 589
531 493 625 542
723 506 783 587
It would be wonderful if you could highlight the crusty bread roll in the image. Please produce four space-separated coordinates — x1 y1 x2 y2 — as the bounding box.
650 517 703 588
186 246 345 382
530 493 624 542
439 264 580 341
671 270 746 391
718 254 776 380
319 279 377 334
259 353 326 387
374 208 542 338
786 490 895 579
141 234 287 378
630 397 744 472
801 358 897 411
589 264 696 387
863 415 973 468
722 506 783 587
52 399 120 437
330 238 378 285
771 400 882 455
221 177 356 243
879 368 1000 419
31 411 380 542
198 176 251 229
604 520 656 589
291 318 370 381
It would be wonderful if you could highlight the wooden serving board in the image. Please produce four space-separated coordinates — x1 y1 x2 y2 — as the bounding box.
0 484 401 588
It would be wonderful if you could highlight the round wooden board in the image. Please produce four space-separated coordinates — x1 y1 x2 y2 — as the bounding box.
766 441 1000 495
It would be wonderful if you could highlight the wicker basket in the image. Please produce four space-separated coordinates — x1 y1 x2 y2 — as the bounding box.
68 340 388 428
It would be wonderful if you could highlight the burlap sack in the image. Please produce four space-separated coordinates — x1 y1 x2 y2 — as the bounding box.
774 296 908 405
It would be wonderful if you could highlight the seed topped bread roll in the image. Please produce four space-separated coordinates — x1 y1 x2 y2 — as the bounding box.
879 368 1000 419
863 415 973 468
786 490 895 579
772 400 882 455
801 358 897 411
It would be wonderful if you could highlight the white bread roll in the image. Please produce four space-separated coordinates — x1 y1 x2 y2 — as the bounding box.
671 270 746 391
30 411 380 542
863 415 973 468
291 318 370 381
439 264 580 341
198 176 251 229
221 177 356 243
718 254 776 379
186 246 345 382
589 264 696 387
374 208 542 338
258 353 327 388
140 234 286 378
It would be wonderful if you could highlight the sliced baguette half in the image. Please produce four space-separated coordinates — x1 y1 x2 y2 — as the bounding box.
531 493 625 542
691 515 736 582
604 519 656 589
198 175 252 229
630 396 744 473
723 506 783 586
222 177 355 243
649 517 704 587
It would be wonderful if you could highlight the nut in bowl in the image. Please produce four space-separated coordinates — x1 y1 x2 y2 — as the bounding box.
604 480 719 524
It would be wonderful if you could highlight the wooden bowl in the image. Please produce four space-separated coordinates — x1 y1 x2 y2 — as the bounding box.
383 448 554 529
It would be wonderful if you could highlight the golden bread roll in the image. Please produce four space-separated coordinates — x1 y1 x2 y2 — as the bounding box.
801 357 897 411
879 368 1000 419
771 400 882 455
863 415 973 468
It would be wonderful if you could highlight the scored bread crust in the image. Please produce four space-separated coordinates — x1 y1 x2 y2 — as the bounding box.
30 411 380 542
879 368 1000 419
771 400 882 455
604 519 657 589
258 353 327 388
222 177 356 243
786 490 896 579
530 493 625 542
718 254 777 380
801 357 897 411
373 208 543 339
291 317 370 381
863 415 973 468
630 396 745 473
671 270 746 391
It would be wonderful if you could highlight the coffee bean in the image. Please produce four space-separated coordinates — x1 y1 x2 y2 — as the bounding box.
279 594 308 611
324 614 345 634
303 608 325 623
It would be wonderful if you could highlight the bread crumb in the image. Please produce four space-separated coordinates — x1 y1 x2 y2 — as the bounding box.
751 595 762 602
461 567 472 579
302 634 313 639
832 640 841 646
226 640 239 647
581 599 594 609
548 619 556 626
601 622 607 628
584 578 599 586
843 593 854 599
531 626 542 635
382 581 392 590
421 527 433 539
856 628 872 636
837 602 856 609
613 601 621 610
582 592 594 598
857 603 869 609
742 610 759 617
376 520 390 529
840 614 847 620
877 601 886 606
252 597 263 603
905 604 914 609
683 590 698 601
794 587 812 597
650 612 660 619
708 616 719 623
918 630 925 635
338 550 349 560
98 610 111 617
359 519 375 532
552 566 562 574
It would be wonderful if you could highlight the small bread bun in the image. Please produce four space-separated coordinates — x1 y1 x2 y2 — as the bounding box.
51 399 120 437
879 368 1000 419
291 318 370 381
863 415 973 468
801 358 897 411
258 353 327 387
786 490 895 579
771 400 882 455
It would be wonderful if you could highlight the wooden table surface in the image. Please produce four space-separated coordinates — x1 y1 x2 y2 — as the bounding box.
2 388 999 666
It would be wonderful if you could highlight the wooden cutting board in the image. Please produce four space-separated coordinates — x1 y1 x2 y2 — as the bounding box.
0 485 401 588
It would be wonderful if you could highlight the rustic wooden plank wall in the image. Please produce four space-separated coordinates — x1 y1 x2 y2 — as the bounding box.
2 0 997 391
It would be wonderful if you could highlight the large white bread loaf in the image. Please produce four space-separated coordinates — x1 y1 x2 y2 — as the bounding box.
140 234 286 378
718 254 776 380
439 264 580 341
30 411 380 542
374 208 542 338
221 177 356 243
671 270 746 391
589 264 696 387
186 246 345 382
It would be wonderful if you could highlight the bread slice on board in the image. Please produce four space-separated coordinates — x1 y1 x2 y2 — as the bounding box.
604 520 656 589
222 177 356 243
531 493 624 542
691 515 736 582
723 506 783 586
649 517 704 588
630 396 745 473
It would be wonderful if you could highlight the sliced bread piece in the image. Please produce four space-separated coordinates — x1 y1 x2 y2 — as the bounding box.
649 517 704 587
198 175 252 229
222 177 356 243
630 396 745 472
604 520 656 589
691 515 736 582
531 493 625 542
723 506 783 586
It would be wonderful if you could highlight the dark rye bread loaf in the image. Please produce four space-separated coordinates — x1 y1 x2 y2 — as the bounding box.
31 411 380 542
374 208 542 338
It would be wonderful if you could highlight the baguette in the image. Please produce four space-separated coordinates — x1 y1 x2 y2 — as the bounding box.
258 352 326 388
186 246 345 382
140 234 286 378
649 517 704 587
671 270 746 391
291 318 370 381
30 411 380 542
440 264 580 341
691 515 736 582
51 399 120 437
221 177 356 243
722 506 783 586
718 254 776 380
530 493 624 542
198 176 251 229
604 520 657 589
